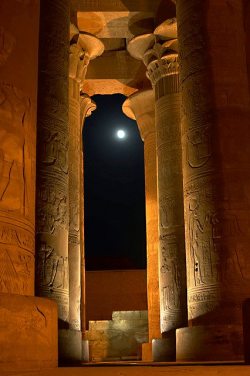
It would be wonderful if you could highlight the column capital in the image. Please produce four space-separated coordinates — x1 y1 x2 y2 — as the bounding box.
80 93 96 126
69 25 104 86
127 19 179 86
122 89 155 141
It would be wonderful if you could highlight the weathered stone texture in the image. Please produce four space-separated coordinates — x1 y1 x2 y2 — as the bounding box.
123 90 160 343
177 0 250 326
0 0 39 296
36 0 70 324
85 311 148 361
0 294 58 372
176 0 250 361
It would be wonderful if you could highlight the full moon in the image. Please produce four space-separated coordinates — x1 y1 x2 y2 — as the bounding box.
117 129 126 139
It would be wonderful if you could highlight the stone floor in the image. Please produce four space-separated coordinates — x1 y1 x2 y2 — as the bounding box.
3 362 250 376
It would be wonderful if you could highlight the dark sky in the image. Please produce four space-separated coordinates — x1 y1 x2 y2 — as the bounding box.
83 94 146 270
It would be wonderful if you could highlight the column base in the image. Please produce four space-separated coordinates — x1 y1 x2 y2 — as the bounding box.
0 293 58 372
82 339 90 362
59 329 82 365
142 342 153 361
152 334 176 362
176 325 244 361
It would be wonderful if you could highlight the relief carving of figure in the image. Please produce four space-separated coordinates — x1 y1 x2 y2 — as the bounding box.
42 130 68 174
0 83 30 213
0 27 15 67
160 239 181 311
39 243 68 291
187 127 211 168
188 193 219 287
37 186 67 233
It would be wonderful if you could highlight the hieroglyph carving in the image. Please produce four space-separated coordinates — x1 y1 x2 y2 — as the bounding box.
152 69 187 332
177 0 222 320
0 27 15 67
36 0 70 322
0 82 35 295
0 83 33 215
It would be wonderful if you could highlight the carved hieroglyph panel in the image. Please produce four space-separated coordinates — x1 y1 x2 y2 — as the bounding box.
155 90 187 333
0 82 35 295
36 0 70 323
0 27 15 67
0 222 34 295
177 0 221 321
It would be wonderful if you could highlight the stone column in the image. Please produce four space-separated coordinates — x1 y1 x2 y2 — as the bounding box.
123 90 161 361
127 19 187 361
175 0 250 361
79 93 97 335
0 1 58 371
68 30 103 332
35 0 70 362
68 29 103 362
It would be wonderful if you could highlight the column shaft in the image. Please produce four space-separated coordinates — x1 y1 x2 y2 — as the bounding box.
0 0 40 296
152 64 187 334
176 0 250 360
69 77 81 331
123 90 161 351
36 0 70 324
144 131 161 342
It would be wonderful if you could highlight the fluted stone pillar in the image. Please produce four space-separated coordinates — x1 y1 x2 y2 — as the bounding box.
123 90 161 361
175 0 250 361
36 0 70 362
127 20 187 360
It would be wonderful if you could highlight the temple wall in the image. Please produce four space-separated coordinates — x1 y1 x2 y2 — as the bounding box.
85 270 147 325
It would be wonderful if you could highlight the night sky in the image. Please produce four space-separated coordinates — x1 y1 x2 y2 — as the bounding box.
83 94 146 271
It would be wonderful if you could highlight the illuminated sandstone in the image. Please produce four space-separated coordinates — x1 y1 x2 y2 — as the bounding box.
175 0 250 361
123 90 161 361
127 20 187 360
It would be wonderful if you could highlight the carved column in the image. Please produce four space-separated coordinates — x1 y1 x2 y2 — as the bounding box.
0 4 38 297
175 0 250 361
67 28 103 362
123 90 160 361
79 93 97 335
0 1 58 371
127 20 187 361
35 0 70 358
68 30 103 335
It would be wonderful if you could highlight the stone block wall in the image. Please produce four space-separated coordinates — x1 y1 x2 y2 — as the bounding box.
85 310 148 361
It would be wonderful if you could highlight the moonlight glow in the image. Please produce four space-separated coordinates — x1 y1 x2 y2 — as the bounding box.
117 129 126 139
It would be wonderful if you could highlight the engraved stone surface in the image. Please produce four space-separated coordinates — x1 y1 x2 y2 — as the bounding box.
36 0 70 324
68 31 102 333
0 293 58 372
176 0 250 360
127 23 187 337
0 0 39 296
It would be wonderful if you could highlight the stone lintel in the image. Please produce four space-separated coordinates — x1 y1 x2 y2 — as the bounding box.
82 79 146 96
71 0 162 13
77 11 155 39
